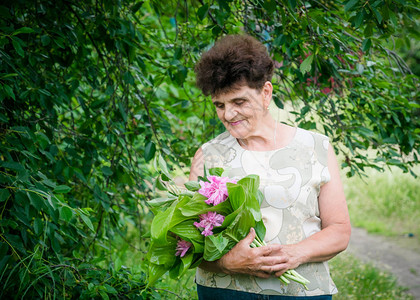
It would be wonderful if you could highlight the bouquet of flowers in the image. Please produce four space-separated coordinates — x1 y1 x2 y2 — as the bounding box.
145 166 309 289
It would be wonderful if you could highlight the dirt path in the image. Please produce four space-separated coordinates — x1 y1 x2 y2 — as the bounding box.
345 227 420 299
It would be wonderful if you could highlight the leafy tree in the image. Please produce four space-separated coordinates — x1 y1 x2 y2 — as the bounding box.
0 0 418 298
0 0 187 297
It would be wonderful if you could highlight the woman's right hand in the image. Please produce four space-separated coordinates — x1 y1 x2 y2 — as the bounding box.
214 228 285 278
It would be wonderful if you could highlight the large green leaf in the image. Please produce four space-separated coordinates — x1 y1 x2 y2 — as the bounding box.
222 180 262 229
245 194 262 222
345 0 360 11
178 192 209 216
226 183 245 211
179 192 232 217
237 175 260 195
255 220 267 243
208 167 224 176
151 200 177 243
170 220 205 253
203 233 230 261
147 237 177 267
147 263 169 288
224 210 256 244
169 251 194 279
12 37 24 57
151 195 195 243
33 218 44 236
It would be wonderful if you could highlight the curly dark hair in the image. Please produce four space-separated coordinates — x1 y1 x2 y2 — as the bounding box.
195 34 274 97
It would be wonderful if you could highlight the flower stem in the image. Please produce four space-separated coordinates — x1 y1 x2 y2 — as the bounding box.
254 234 266 246
279 275 290 284
252 239 263 248
289 269 310 283
281 270 309 289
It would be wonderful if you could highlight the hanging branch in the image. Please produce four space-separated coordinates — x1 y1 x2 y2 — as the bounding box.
65 1 110 80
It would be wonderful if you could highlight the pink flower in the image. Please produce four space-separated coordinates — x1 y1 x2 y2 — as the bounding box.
194 211 225 237
198 176 237 206
175 239 192 257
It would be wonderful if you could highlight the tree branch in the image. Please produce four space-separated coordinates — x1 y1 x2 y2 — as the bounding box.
65 1 110 80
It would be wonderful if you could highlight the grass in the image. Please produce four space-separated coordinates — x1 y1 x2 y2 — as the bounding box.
152 270 197 299
329 253 413 300
343 165 420 241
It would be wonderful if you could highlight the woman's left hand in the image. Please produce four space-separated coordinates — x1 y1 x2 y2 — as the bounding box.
259 243 305 277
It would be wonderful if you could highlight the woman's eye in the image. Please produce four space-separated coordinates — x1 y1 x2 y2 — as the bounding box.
215 103 224 109
235 101 244 106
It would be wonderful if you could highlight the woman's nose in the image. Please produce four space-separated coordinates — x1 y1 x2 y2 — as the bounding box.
223 105 237 121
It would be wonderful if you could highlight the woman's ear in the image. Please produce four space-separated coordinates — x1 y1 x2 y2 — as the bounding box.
262 81 273 109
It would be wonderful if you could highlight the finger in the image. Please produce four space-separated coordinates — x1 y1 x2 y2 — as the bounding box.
253 243 282 256
274 270 287 277
268 244 283 253
256 243 282 256
259 255 288 265
252 270 272 279
253 244 272 257
260 263 288 274
263 244 283 255
242 227 256 246
258 256 289 273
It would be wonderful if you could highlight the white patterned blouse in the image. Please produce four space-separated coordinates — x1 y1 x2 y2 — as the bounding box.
195 127 338 296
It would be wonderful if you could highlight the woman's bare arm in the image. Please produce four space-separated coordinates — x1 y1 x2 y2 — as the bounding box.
189 148 204 182
265 145 351 276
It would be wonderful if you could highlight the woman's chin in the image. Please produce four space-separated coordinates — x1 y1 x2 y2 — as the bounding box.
226 129 248 141
224 123 251 140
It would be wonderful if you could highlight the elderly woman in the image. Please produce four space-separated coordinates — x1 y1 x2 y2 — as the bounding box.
189 35 351 299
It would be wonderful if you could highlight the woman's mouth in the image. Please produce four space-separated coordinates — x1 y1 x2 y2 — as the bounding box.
229 120 242 126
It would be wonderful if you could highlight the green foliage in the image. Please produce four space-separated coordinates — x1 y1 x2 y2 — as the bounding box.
0 0 419 297
0 0 207 297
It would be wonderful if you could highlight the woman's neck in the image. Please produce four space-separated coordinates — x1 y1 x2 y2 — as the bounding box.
238 118 278 151
238 122 297 152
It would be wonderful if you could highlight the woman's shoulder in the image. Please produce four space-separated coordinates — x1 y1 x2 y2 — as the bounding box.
202 131 235 149
294 127 329 144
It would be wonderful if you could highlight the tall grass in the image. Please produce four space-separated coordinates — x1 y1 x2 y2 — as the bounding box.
152 270 197 299
343 165 420 241
330 253 413 300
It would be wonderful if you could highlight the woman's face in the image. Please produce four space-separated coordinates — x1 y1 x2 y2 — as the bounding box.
212 82 272 140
